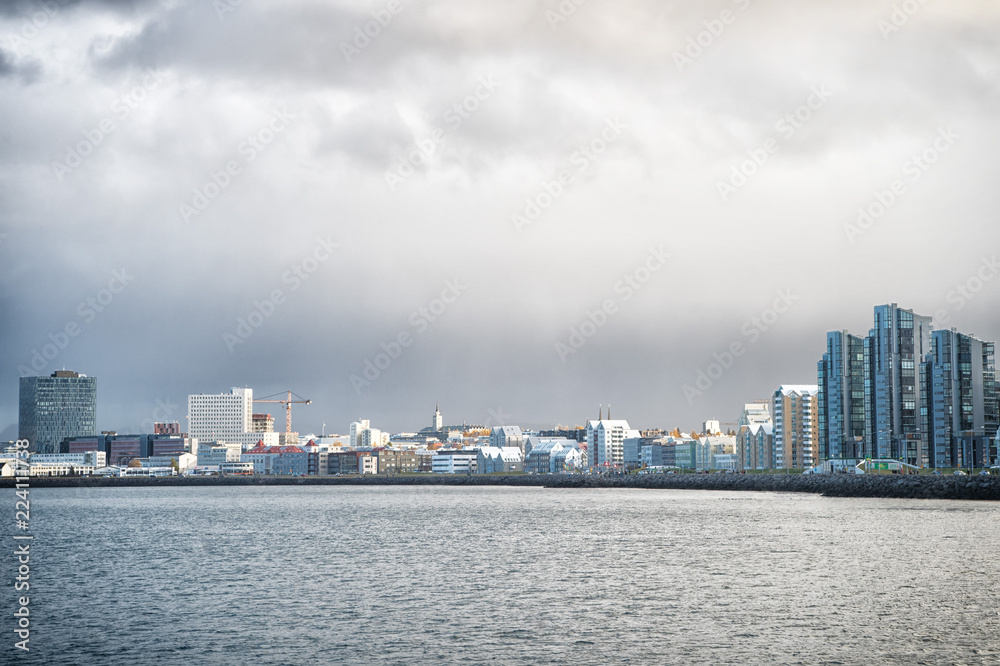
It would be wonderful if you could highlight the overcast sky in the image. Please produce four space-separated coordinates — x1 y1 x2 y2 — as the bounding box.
1 0 998 437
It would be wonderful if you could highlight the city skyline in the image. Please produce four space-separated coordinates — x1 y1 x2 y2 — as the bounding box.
8 300 998 440
2 1 999 437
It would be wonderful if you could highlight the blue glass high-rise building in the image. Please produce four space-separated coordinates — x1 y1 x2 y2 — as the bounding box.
817 331 866 462
867 304 933 466
19 370 97 453
924 330 998 468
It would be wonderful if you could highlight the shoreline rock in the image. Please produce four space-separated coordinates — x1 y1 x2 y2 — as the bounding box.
4 472 999 500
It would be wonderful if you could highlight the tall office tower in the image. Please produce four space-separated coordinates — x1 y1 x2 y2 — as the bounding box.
772 385 819 469
432 403 443 431
925 329 998 468
736 402 773 469
187 387 274 449
817 331 867 463
19 370 97 453
867 304 933 465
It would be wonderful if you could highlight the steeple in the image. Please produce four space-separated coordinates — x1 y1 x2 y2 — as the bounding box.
599 404 603 421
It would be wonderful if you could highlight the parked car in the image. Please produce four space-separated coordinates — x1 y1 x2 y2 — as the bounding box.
953 470 967 476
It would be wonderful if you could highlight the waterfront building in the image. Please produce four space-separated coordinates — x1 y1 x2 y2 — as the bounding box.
552 445 583 471
625 436 669 469
19 370 97 453
431 450 477 474
142 453 198 473
198 441 242 466
376 449 418 475
736 401 773 469
695 435 737 470
477 446 523 474
640 443 666 468
867 304 933 465
671 439 697 469
772 385 819 469
818 331 867 463
925 329 998 468
187 388 279 450
30 451 105 468
240 444 307 475
585 417 640 469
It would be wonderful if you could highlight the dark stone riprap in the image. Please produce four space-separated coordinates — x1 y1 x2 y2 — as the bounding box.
6 472 1000 500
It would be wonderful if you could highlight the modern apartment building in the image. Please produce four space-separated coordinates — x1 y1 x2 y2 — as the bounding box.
925 329 998 468
867 304 933 465
585 419 640 469
736 402 772 469
817 330 867 462
19 370 97 453
772 385 819 469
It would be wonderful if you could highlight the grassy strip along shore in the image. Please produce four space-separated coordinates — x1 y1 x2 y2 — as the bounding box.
4 472 1000 500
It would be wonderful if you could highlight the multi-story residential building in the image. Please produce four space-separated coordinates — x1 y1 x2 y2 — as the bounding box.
925 329 998 468
240 444 307 475
818 331 867 463
671 439 697 469
188 388 279 450
585 419 640 469
736 402 773 469
376 449 418 475
695 435 737 470
490 426 525 455
349 420 370 447
625 436 670 468
431 450 477 474
19 370 97 453
867 304 933 466
640 443 665 468
360 428 389 448
772 385 819 469
477 447 523 474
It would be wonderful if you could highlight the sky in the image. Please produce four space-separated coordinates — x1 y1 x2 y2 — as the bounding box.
1 0 999 437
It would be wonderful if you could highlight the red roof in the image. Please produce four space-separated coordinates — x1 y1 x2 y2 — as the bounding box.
244 445 305 455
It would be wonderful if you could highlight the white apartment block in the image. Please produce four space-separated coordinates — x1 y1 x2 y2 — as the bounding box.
585 419 640 468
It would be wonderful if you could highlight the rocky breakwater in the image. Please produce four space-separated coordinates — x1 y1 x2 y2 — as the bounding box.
542 473 1000 500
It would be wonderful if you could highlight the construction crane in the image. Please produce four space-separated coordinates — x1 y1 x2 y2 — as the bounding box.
253 390 311 434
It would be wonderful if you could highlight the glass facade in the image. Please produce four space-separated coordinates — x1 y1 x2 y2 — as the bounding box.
19 371 97 453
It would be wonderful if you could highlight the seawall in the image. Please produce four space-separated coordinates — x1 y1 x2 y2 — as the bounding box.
4 472 1000 500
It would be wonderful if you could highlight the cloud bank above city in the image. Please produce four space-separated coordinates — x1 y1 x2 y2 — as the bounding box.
1 0 998 435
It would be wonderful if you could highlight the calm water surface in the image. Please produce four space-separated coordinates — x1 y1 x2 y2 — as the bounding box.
4 486 1000 665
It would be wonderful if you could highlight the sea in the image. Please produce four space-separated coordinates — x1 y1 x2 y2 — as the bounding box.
3 485 1000 665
